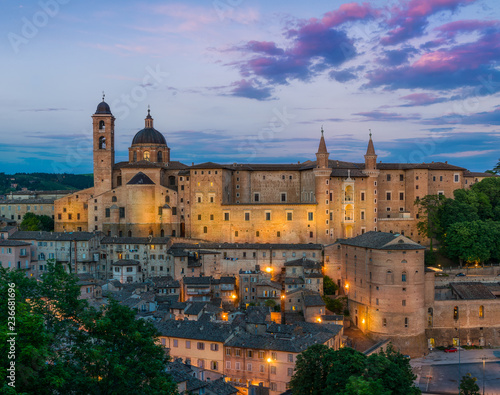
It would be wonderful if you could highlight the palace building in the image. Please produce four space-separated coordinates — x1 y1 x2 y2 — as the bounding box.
54 98 490 244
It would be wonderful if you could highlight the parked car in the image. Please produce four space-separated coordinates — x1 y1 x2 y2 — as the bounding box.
456 273 466 277
444 347 458 353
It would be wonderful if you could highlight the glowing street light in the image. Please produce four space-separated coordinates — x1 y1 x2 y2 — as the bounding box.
317 317 322 323
266 267 273 273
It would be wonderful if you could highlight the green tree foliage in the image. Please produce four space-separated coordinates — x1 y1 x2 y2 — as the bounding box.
343 376 389 395
444 221 500 265
418 178 500 265
0 261 178 394
19 213 54 232
322 296 344 314
0 173 93 195
323 275 338 295
290 344 420 395
459 373 480 395
415 195 444 250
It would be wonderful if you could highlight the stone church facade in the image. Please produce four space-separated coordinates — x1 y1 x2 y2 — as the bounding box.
55 99 481 244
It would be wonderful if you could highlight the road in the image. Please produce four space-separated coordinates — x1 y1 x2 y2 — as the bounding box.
411 349 500 394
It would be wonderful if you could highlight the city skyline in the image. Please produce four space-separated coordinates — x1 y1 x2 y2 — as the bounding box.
2 0 500 174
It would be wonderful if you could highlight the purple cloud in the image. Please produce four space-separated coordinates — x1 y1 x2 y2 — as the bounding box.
243 41 285 56
329 69 357 82
424 107 500 125
382 0 477 45
354 111 421 121
435 19 500 39
366 28 500 92
399 93 447 106
229 79 274 100
226 3 379 98
378 46 419 66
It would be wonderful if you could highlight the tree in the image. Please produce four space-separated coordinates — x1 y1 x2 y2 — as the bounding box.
444 221 498 266
324 347 367 394
289 344 337 394
364 345 419 395
0 261 178 394
322 296 344 314
343 376 389 395
19 212 54 231
459 373 480 395
486 158 500 175
291 344 421 395
415 195 444 251
323 275 338 295
61 299 178 394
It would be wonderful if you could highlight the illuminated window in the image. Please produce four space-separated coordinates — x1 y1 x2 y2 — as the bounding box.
479 305 484 318
143 151 150 161
453 306 459 320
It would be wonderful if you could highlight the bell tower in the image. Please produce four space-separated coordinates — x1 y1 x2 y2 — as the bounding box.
92 94 115 196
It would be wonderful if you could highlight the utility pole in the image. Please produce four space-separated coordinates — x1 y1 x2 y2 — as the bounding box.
483 357 485 395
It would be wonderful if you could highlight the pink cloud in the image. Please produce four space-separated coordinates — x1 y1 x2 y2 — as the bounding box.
382 0 477 45
400 93 447 106
435 19 500 38
320 2 379 27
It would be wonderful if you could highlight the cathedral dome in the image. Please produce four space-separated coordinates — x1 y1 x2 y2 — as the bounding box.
95 100 112 115
132 127 166 145
131 109 167 145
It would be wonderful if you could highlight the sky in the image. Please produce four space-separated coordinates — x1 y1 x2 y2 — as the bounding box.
1 0 500 174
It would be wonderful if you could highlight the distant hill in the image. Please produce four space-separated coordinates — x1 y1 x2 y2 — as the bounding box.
0 173 93 195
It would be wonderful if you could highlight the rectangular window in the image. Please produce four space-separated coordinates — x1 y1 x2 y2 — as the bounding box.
258 351 265 359
402 300 406 306
405 317 409 327
361 192 365 201
399 192 404 201
235 362 241 370
119 207 125 218
226 361 231 370
361 211 365 220
383 318 387 327
287 354 293 362
454 174 460 182
186 341 191 349
254 193 260 202
226 348 231 356
308 212 313 221
210 343 219 351
386 192 391 200
287 212 292 221
173 339 178 347
224 212 229 221
288 368 293 376
400 174 404 181
197 342 205 350
387 174 391 181
245 212 250 221
247 363 252 371
271 366 276 374
281 193 286 202
265 212 271 221
235 349 241 357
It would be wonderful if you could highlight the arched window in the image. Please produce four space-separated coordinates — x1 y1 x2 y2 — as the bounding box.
386 270 394 284
479 305 484 318
143 151 150 161
128 230 132 237
157 151 163 162
149 229 153 236
402 271 407 282
99 136 106 149
112 196 117 202
160 229 164 237
133 152 137 162
99 120 105 130
169 176 176 186
203 226 208 234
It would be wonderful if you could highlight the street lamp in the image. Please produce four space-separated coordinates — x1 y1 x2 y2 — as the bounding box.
267 357 272 389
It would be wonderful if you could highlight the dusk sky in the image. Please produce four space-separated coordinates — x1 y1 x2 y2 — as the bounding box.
1 0 500 174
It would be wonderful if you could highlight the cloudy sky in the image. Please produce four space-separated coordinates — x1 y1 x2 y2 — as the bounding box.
1 0 499 174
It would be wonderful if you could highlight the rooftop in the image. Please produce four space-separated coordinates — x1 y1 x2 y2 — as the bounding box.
338 231 425 250
10 230 98 241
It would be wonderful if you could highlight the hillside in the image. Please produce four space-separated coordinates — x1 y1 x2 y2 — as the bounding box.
0 173 93 195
